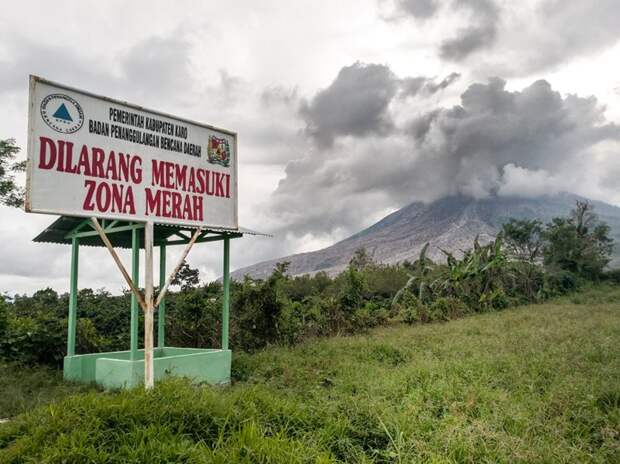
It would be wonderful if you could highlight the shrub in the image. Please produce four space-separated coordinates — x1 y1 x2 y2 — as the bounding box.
276 301 305 345
0 311 65 366
0 297 8 340
544 270 579 296
603 268 620 284
429 297 468 321
352 301 388 330
400 291 430 325
478 288 509 311
75 318 106 354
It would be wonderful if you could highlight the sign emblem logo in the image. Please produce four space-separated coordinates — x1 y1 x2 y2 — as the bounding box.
40 94 84 133
207 135 231 167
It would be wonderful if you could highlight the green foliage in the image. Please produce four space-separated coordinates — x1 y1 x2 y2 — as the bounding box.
75 318 106 353
0 309 65 365
2 290 620 462
165 282 221 348
0 138 25 208
543 269 579 296
232 262 288 350
398 236 520 314
348 247 373 270
170 260 200 290
543 201 614 279
603 268 620 284
339 266 367 310
502 218 543 262
1 201 617 370
0 297 8 340
399 290 429 324
428 296 468 321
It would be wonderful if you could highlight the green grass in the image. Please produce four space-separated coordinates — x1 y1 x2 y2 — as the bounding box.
1 285 620 463
0 363 98 418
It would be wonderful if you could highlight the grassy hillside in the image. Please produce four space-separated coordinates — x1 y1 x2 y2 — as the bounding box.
1 285 619 463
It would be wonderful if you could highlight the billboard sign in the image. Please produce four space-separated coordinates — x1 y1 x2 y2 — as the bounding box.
26 76 238 229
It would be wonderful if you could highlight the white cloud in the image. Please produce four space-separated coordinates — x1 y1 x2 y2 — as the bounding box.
497 164 560 197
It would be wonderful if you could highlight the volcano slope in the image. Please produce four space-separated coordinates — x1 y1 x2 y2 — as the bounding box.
234 193 620 280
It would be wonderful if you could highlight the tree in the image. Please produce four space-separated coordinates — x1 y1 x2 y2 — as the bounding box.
171 260 200 290
349 247 373 270
340 266 367 310
501 218 543 262
232 263 289 349
0 138 26 207
0 295 8 340
543 201 613 278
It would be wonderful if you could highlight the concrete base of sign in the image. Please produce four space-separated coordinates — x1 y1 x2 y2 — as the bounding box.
63 347 231 390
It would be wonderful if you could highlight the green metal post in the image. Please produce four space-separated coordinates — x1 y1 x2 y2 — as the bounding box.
222 237 230 350
67 237 79 356
158 244 166 348
130 228 140 360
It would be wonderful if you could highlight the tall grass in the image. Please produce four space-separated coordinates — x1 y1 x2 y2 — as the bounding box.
0 363 97 418
1 285 619 462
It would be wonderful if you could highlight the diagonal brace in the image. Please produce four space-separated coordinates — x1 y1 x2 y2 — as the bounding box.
91 217 147 311
155 226 203 307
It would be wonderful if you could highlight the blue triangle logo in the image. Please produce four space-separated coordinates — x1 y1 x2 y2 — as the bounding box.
52 103 73 122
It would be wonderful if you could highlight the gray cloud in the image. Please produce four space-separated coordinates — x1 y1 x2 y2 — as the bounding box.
510 0 620 74
270 65 620 239
440 24 496 61
402 77 620 199
399 76 428 97
261 85 299 107
300 64 461 147
389 0 620 75
471 0 620 77
0 32 196 107
390 0 500 60
395 0 439 19
439 0 500 61
120 35 195 102
0 36 110 95
299 62 398 148
400 72 461 97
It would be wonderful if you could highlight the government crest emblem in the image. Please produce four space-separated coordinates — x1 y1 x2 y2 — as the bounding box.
207 135 231 167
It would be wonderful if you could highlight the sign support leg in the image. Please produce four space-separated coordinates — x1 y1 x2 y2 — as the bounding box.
67 237 79 356
144 221 155 390
130 228 140 360
222 237 230 350
158 244 166 349
90 218 146 310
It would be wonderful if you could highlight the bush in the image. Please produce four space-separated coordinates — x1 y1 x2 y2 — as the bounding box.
0 298 8 340
276 301 305 345
429 297 468 321
76 318 106 353
544 270 579 296
400 291 430 325
0 311 65 366
352 301 388 330
603 268 620 284
478 288 509 311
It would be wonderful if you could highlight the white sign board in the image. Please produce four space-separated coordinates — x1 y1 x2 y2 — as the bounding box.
26 76 238 229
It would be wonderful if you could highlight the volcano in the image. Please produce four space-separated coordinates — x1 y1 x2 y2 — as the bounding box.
232 193 620 280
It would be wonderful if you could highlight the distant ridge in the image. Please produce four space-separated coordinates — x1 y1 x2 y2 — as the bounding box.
232 193 620 280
